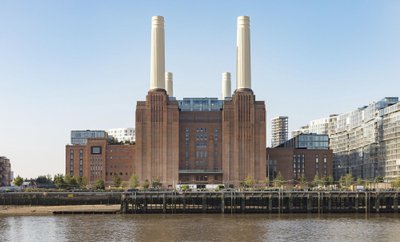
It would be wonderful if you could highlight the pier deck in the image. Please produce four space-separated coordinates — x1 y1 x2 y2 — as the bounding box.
121 191 400 214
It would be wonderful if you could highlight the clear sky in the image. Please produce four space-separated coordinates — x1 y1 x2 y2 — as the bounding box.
1 0 399 179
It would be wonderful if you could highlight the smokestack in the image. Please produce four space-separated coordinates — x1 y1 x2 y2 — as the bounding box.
222 72 231 99
150 16 165 90
165 72 173 97
236 16 251 90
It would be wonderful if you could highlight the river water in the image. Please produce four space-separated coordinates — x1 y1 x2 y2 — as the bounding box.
1 213 400 241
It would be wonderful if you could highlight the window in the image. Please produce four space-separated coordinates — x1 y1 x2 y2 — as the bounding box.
91 146 102 154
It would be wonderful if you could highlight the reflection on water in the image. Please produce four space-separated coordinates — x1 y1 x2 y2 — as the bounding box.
1 214 400 241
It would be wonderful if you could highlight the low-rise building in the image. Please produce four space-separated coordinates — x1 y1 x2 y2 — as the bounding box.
267 134 333 183
66 137 135 186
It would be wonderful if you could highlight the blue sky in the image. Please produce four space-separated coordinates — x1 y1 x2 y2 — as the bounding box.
1 1 399 178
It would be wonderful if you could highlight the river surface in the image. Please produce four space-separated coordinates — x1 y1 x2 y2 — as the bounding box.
1 213 400 241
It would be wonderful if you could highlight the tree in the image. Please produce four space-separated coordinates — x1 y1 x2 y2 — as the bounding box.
323 175 334 186
313 175 323 187
94 179 105 190
244 175 255 188
356 177 365 186
151 178 162 188
64 175 78 189
143 179 150 189
113 175 122 187
53 174 65 189
130 174 139 188
273 172 284 187
265 177 270 187
374 176 384 183
14 175 24 187
339 173 354 188
391 177 400 188
36 175 52 184
298 175 308 188
77 176 87 188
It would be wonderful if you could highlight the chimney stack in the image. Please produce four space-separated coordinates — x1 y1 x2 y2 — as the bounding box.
236 16 251 90
222 72 231 99
165 72 173 97
150 16 165 90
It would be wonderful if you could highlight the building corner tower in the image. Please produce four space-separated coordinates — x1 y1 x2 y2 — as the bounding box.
135 16 179 187
222 16 266 186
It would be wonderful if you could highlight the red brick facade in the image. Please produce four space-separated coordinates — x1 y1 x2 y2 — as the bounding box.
266 147 333 183
66 89 267 188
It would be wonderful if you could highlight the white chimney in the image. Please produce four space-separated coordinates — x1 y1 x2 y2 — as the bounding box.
165 72 173 97
222 72 231 99
236 16 251 90
150 16 165 90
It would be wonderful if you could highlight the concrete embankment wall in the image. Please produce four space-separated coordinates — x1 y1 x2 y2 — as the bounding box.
0 192 122 206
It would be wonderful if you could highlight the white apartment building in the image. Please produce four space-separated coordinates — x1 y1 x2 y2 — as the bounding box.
295 97 400 181
107 128 135 143
271 116 288 147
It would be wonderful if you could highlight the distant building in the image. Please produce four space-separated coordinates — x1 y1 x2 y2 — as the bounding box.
271 116 288 147
107 128 135 143
291 125 309 138
295 97 400 181
267 134 333 183
0 156 12 186
71 130 107 145
66 138 134 185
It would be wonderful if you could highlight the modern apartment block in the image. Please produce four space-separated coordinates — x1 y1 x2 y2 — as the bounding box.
0 156 12 186
267 133 333 182
107 128 135 143
271 116 288 147
66 16 267 188
296 97 400 181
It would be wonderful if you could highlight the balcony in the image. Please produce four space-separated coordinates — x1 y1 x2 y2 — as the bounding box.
179 169 223 174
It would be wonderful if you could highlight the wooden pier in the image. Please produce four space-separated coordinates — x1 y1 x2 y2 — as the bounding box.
120 191 400 214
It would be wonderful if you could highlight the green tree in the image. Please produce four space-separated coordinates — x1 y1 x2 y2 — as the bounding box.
273 172 284 187
143 179 150 189
53 174 65 189
356 177 365 186
94 179 105 190
323 175 334 186
130 174 139 188
113 175 122 187
64 175 78 189
77 176 87 188
298 175 308 188
36 175 52 184
391 177 400 188
244 175 255 188
151 178 162 188
339 173 354 188
180 184 189 191
265 177 270 187
313 175 323 187
374 176 384 183
14 175 24 186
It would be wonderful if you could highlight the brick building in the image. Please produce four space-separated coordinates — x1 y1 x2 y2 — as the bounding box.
65 16 266 188
66 137 134 186
267 134 333 183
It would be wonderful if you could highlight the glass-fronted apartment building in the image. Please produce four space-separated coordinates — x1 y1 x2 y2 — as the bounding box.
296 97 400 181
